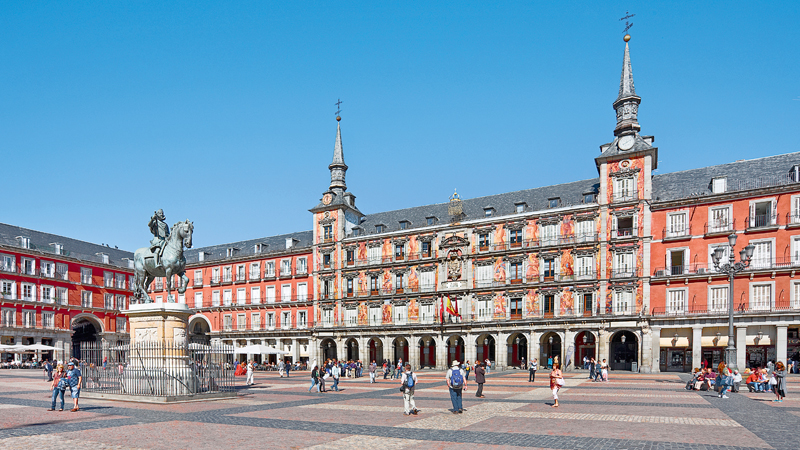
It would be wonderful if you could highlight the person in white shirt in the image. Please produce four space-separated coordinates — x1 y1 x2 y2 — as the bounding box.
331 362 341 392
245 360 255 386
400 363 419 415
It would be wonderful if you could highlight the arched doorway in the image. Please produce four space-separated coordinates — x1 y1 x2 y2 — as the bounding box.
476 334 495 363
188 316 211 345
610 331 638 371
446 335 464 364
368 338 383 363
418 336 436 368
540 332 561 368
392 337 409 364
575 331 596 368
71 315 102 360
507 333 528 367
346 338 359 361
320 338 337 361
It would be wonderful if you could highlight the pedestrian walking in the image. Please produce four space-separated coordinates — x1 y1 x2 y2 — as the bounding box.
65 361 82 412
464 360 471 381
369 360 377 383
485 359 491 374
475 360 486 398
589 357 596 380
400 363 419 416
550 363 564 408
331 361 341 391
44 360 53 382
599 359 608 381
520 356 526 370
245 360 255 386
773 361 787 402
383 361 390 379
309 365 320 392
285 360 291 378
529 359 537 382
446 360 467 413
47 363 66 411
717 362 732 399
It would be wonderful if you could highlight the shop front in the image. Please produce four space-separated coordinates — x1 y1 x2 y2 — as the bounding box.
660 329 691 372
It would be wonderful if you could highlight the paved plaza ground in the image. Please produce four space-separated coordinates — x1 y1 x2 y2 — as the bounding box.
1 368 799 450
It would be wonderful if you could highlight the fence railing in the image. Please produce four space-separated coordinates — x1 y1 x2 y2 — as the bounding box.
78 339 235 397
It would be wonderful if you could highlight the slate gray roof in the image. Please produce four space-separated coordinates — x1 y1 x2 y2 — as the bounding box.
184 230 313 264
355 178 600 236
653 152 800 202
0 222 134 269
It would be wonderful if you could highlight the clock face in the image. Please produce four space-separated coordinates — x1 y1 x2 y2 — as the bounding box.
322 193 332 205
618 135 635 151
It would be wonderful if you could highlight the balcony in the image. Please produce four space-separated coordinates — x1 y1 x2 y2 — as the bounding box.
611 268 639 279
651 299 800 317
662 226 691 241
612 191 639 203
746 214 778 231
611 227 638 240
787 213 800 228
704 219 736 236
210 277 221 286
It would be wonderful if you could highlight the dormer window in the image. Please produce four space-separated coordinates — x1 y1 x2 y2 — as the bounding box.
549 198 561 208
399 221 410 230
426 216 437 226
712 177 727 194
352 227 361 237
584 193 596 204
484 208 495 217
254 243 265 253
375 224 384 233
50 243 63 255
514 203 526 213
17 236 31 249
226 248 237 258
791 165 800 182
97 253 109 264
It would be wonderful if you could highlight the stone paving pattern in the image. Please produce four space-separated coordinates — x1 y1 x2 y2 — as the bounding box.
1 369 799 449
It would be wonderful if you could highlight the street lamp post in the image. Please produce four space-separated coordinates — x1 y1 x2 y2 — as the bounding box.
711 233 755 371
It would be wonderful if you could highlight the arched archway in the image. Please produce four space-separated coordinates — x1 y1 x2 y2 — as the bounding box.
417 336 436 369
71 314 103 359
540 332 562 369
610 330 638 371
575 330 596 368
392 337 409 364
320 338 337 361
345 338 359 361
476 334 496 364
188 315 211 345
368 337 383 363
507 333 528 368
446 335 464 365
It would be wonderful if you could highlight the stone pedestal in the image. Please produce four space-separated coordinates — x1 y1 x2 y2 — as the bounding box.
126 302 193 346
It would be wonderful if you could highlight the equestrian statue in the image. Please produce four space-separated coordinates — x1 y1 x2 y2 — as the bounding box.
133 209 194 303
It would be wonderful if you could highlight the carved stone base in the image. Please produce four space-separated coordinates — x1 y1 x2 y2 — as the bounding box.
126 302 192 347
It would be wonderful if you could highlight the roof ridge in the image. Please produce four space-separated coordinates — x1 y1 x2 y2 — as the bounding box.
654 151 800 178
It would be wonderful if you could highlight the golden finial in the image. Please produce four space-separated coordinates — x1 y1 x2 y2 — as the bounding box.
623 34 631 42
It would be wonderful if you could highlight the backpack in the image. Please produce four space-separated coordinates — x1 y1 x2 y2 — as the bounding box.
406 372 415 388
450 369 464 389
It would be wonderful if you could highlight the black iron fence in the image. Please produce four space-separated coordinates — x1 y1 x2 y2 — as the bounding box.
79 339 235 397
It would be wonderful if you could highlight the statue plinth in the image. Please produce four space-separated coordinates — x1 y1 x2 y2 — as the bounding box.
126 301 192 346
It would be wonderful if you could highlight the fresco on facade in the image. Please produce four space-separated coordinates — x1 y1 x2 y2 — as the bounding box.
408 236 418 257
560 288 573 315
636 283 644 314
526 253 539 280
493 293 507 319
606 214 613 241
636 245 643 277
315 304 321 325
606 244 613 277
409 298 419 321
382 239 392 262
357 302 367 325
560 250 573 277
382 302 392 324
561 214 574 237
408 266 419 291
494 226 505 248
524 289 538 317
526 219 538 243
493 257 506 282
358 272 368 295
357 241 367 261
637 208 644 238
605 290 613 314
333 304 339 324
382 269 392 292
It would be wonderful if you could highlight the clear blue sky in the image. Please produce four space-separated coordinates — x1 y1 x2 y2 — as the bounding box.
2 1 798 251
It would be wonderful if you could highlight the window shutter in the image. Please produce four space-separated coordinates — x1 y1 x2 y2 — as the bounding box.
749 203 756 227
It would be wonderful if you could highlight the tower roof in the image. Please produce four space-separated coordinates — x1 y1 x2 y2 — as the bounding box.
612 38 642 137
616 42 638 102
328 121 348 193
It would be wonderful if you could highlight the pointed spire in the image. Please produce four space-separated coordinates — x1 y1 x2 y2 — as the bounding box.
328 117 348 193
613 36 641 136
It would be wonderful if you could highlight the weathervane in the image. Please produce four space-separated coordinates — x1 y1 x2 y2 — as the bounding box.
620 11 635 38
335 98 343 120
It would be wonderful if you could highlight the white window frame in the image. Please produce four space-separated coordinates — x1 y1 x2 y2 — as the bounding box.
266 286 276 303
613 290 632 315
1 308 16 327
212 268 220 283
708 285 728 312
21 282 35 301
194 270 203 286
791 280 800 309
749 281 773 311
41 285 54 304
708 205 733 233
223 314 233 331
613 251 635 277
21 257 35 275
223 266 232 282
237 265 246 281
613 176 636 202
297 283 308 301
249 263 260 280
22 310 35 328
791 194 800 224
281 284 292 302
282 311 291 329
223 289 232 306
104 271 114 288
237 313 246 330
712 177 727 194
667 247 689 275
297 310 307 328
666 287 687 314
1 254 15 273
265 261 275 277
104 293 114 309
297 258 307 274
281 259 292 276
250 286 261 304
81 267 92 284
236 288 246 305
0 280 15 300
266 312 275 329
748 198 777 227
749 238 775 270
40 260 55 278
194 292 203 308
576 220 594 242
116 317 126 333
791 236 800 265
212 290 220 306
42 311 54 329
251 313 261 330
56 263 68 280
666 211 689 238
394 303 408 325
81 290 92 307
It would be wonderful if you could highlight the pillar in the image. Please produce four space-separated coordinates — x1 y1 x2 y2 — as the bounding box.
496 332 508 370
777 325 788 366
435 335 447 370
736 326 747 370
408 334 419 370
309 337 318 366
358 337 369 364
292 338 300 364
692 326 702 370
465 333 477 364
336 338 345 362
564 329 577 371
529 330 539 368
650 326 661 373
597 328 609 365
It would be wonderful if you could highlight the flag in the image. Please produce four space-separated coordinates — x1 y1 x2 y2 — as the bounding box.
446 296 460 318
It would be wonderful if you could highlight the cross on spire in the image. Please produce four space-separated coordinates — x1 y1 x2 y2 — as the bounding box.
335 98 343 117
620 11 635 35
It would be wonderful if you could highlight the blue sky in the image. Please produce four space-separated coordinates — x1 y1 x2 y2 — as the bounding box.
1 1 798 251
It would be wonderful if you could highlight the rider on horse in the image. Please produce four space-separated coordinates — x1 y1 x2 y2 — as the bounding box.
148 209 170 269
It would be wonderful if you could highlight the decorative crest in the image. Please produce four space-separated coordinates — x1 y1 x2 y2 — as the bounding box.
448 189 463 220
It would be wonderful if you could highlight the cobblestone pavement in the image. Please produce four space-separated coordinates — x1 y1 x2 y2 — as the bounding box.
1 369 799 449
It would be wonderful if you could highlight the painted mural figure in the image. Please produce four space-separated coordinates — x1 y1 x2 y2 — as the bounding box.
408 267 419 291
447 250 462 281
357 242 367 261
148 209 170 269
493 258 506 282
493 294 507 319
358 272 368 296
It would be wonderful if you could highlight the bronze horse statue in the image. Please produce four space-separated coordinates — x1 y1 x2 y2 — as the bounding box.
133 220 194 303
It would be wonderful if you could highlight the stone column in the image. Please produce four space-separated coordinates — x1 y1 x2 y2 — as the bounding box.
358 337 369 364
309 337 318 366
564 329 576 371
408 334 419 370
650 326 661 373
692 326 703 370
465 333 477 364
435 335 447 370
777 325 788 366
597 328 609 364
496 332 508 370
736 326 747 370
529 330 540 368
336 338 345 362
292 338 300 364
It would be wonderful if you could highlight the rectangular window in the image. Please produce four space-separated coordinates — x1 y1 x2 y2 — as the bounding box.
375 225 384 233
476 299 491 320
1 308 16 327
709 286 728 312
237 265 245 281
56 287 67 305
237 313 246 330
22 283 35 301
543 258 556 281
427 217 435 226
614 290 632 315
479 233 490 251
368 246 381 264
41 286 53 303
23 310 35 328
666 212 688 237
212 290 220 306
322 253 331 268
669 249 687 275
541 223 558 246
548 198 560 208
116 294 126 309
281 284 291 302
395 243 405 260
1 254 15 272
81 268 92 284
251 287 261 304
614 252 634 277
56 263 68 280
265 262 275 277
266 286 275 303
422 241 431 258
420 270 435 291
792 281 800 309
400 221 408 230
394 304 408 325
223 267 232 282
297 258 307 274
42 312 54 329
194 270 203 285
712 177 727 194
251 313 261 330
266 313 275 329
420 303 434 323
115 273 125 289
298 311 307 328
104 293 113 309
281 259 292 276
40 261 54 278
116 317 126 333
750 283 772 311
751 240 773 269
544 294 555 316
614 177 635 202
249 263 260 280
22 258 35 275
749 200 775 228
282 311 291 328
81 291 92 307
212 268 220 283
510 298 522 319
323 225 333 241
510 229 522 247
194 292 203 308
792 195 800 224
237 288 246 305
709 206 732 233
576 255 593 278
1 280 14 299
582 293 593 315
347 278 354 296
346 249 355 265
370 276 379 294
667 289 686 314
223 315 232 331
510 262 522 283
223 290 232 306
345 307 357 326
297 283 308 301
104 271 114 288
584 193 595 204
